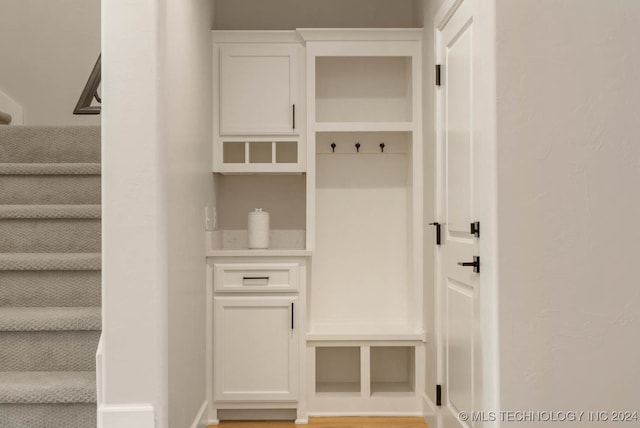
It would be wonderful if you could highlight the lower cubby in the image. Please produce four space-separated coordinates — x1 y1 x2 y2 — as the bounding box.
308 342 423 415
370 346 415 396
315 347 361 396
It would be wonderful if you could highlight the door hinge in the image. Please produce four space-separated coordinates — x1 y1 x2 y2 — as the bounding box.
436 384 442 406
429 222 441 245
470 221 480 238
435 64 441 86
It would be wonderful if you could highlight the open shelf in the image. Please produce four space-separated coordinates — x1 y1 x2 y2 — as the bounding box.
315 347 361 396
315 56 413 124
212 174 307 250
370 346 415 396
314 122 414 133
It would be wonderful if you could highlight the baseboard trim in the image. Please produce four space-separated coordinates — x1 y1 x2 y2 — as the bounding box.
422 392 437 428
208 419 220 426
98 404 154 428
190 401 209 428
422 391 436 415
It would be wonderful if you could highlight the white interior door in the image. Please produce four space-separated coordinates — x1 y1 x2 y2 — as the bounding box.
436 1 482 427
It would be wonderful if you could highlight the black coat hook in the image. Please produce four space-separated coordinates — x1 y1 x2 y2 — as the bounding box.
355 142 361 153
331 143 336 153
380 143 385 153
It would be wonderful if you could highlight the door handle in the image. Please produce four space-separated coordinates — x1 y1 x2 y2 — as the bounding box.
458 256 480 273
292 104 296 130
291 302 294 330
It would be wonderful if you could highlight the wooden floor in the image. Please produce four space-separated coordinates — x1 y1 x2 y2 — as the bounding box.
212 417 428 428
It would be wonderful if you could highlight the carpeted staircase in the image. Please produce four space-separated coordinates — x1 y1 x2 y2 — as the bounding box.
0 126 101 428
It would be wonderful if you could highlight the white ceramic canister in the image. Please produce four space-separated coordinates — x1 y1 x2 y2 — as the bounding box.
248 208 270 249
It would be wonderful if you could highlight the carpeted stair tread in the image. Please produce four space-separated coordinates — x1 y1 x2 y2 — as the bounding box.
0 307 100 332
0 253 101 271
0 205 100 219
0 371 96 404
0 126 100 163
0 163 100 175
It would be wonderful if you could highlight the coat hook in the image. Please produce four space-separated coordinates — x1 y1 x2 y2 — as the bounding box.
380 143 385 153
331 143 336 153
355 142 361 153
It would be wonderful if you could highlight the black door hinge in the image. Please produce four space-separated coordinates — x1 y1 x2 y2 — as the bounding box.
429 222 441 245
470 221 480 238
435 64 441 86
436 384 442 406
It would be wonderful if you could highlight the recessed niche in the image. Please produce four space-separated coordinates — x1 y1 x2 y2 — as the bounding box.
248 142 272 163
315 347 361 395
223 142 245 163
276 141 298 163
370 346 415 396
316 56 412 123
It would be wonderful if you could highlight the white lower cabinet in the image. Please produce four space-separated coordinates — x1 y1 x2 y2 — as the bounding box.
214 295 299 402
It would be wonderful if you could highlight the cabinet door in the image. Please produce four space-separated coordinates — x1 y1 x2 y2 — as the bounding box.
214 296 298 402
219 45 299 135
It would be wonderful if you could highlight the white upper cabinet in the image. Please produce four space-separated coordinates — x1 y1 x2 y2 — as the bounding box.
212 33 306 173
219 44 299 135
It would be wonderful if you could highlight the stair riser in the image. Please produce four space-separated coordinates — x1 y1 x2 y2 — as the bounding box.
0 271 101 307
0 126 100 163
0 176 100 204
0 331 99 371
0 219 101 253
0 403 96 428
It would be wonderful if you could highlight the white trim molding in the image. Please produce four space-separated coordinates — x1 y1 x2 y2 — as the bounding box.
98 404 155 428
190 401 209 428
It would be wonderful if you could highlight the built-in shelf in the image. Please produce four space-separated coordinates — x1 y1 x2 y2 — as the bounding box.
315 382 361 396
313 122 415 132
315 56 413 123
207 249 311 257
306 332 424 342
313 344 417 399
370 346 415 396
315 347 361 395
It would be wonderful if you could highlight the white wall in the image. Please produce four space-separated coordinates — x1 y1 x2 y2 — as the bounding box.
102 0 215 426
214 0 416 30
165 0 215 427
0 0 100 125
496 0 640 422
101 0 167 426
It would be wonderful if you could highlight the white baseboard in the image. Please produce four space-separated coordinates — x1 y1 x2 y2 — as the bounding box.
422 392 437 428
190 401 209 428
98 404 154 428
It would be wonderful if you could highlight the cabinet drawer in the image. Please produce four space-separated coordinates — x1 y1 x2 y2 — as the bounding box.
214 263 299 292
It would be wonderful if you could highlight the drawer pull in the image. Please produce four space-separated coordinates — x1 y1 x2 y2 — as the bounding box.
242 276 270 281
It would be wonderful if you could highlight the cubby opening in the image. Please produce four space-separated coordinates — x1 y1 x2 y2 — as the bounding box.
248 142 272 163
315 347 361 395
220 140 299 166
223 142 245 163
315 56 413 123
212 174 306 250
275 141 298 163
370 346 415 396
